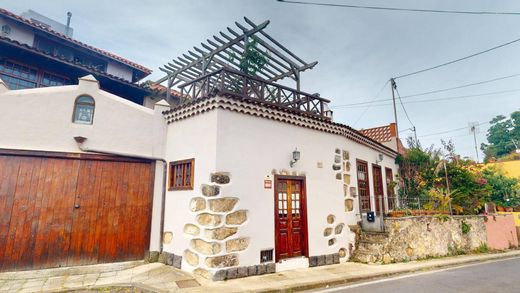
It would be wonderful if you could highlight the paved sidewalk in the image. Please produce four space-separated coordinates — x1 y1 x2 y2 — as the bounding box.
0 261 198 292
1 251 519 292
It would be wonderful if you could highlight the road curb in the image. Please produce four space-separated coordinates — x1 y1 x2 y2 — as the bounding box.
256 251 520 292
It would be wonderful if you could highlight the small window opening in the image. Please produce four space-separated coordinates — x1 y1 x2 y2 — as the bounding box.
73 95 95 124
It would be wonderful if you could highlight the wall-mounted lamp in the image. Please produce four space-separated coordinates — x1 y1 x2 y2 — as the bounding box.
376 153 384 164
290 148 300 167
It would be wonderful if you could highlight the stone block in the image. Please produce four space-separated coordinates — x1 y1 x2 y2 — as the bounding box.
144 250 150 263
247 265 257 276
148 251 159 263
328 238 336 246
184 249 199 266
163 231 173 244
226 268 238 279
335 223 345 234
191 239 221 255
350 187 357 197
342 150 349 160
325 254 333 265
173 254 182 269
345 161 351 172
208 198 239 213
212 270 227 281
184 223 200 236
327 214 335 224
226 210 248 225
196 213 222 227
317 255 325 266
158 252 167 264
256 264 266 275
338 248 347 258
226 237 250 252
205 227 238 240
332 164 341 171
333 253 340 264
335 173 342 180
323 227 333 237
211 172 231 184
335 148 341 154
166 252 175 266
190 197 206 212
266 263 276 273
201 184 220 197
343 174 351 184
309 256 318 267
205 254 239 268
237 266 248 278
345 199 354 212
334 155 341 163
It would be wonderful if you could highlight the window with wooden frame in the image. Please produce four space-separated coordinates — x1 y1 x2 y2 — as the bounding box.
168 159 194 190
356 160 371 212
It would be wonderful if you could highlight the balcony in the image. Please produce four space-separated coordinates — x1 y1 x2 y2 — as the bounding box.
178 68 331 118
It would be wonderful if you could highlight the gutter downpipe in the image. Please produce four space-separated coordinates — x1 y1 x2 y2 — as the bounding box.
74 137 167 253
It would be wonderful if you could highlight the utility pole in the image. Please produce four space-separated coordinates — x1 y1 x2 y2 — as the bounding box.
390 78 399 151
412 126 418 144
469 122 480 163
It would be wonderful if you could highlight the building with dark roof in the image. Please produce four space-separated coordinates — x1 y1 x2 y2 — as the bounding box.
0 8 153 104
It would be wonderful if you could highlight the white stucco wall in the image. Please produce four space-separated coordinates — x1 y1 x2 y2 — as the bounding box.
0 75 167 251
162 110 218 269
215 109 398 265
163 101 399 272
106 62 133 82
0 17 35 46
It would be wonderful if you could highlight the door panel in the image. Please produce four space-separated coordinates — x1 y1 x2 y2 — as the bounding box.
0 153 154 272
372 165 383 215
275 177 308 261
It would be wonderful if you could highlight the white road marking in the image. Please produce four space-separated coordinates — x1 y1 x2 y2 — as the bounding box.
316 256 520 292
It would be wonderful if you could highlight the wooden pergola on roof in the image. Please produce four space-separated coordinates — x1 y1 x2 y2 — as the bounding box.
156 17 318 100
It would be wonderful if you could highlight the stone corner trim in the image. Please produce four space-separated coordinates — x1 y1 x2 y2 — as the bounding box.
201 184 220 197
211 262 276 281
309 253 340 267
211 172 231 184
208 197 239 213
226 210 248 225
145 251 182 269
205 253 239 268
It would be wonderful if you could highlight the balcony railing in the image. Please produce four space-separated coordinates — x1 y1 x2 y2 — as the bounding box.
178 68 331 118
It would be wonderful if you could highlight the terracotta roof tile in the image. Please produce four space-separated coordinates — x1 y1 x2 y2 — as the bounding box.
0 8 152 75
359 125 393 143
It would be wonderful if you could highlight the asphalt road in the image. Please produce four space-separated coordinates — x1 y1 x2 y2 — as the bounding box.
319 257 520 293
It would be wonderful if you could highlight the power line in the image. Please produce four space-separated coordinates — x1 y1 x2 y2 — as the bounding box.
418 121 489 138
332 73 520 108
277 0 520 16
352 80 389 126
395 87 414 127
333 88 520 109
394 36 520 79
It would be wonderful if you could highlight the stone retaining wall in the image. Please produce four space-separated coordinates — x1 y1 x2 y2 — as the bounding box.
360 216 488 263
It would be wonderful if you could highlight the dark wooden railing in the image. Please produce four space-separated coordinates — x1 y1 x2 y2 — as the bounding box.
178 68 331 118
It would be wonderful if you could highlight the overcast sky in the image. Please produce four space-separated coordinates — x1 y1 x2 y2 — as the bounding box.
3 0 520 160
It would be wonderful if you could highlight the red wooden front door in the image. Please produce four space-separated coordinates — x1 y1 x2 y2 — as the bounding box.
372 165 384 215
274 177 308 261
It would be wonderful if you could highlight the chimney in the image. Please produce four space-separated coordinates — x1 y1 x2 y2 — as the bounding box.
65 12 72 37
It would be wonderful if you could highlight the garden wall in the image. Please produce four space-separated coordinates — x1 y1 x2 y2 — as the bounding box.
380 216 487 262
485 214 518 250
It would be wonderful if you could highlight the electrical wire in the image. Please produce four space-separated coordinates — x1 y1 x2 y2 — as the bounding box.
395 87 415 128
333 72 520 108
277 0 520 16
333 88 520 109
418 121 489 138
394 36 520 79
352 80 389 126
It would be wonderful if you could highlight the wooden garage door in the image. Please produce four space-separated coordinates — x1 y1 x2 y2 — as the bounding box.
0 150 155 272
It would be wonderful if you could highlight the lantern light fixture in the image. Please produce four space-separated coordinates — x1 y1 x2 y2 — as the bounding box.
290 148 300 167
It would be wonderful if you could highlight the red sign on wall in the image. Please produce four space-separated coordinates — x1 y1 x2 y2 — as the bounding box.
264 180 272 189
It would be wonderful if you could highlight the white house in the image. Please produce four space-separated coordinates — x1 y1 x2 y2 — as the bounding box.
0 17 399 281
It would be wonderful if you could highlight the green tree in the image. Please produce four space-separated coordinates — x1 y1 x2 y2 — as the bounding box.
481 110 520 161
